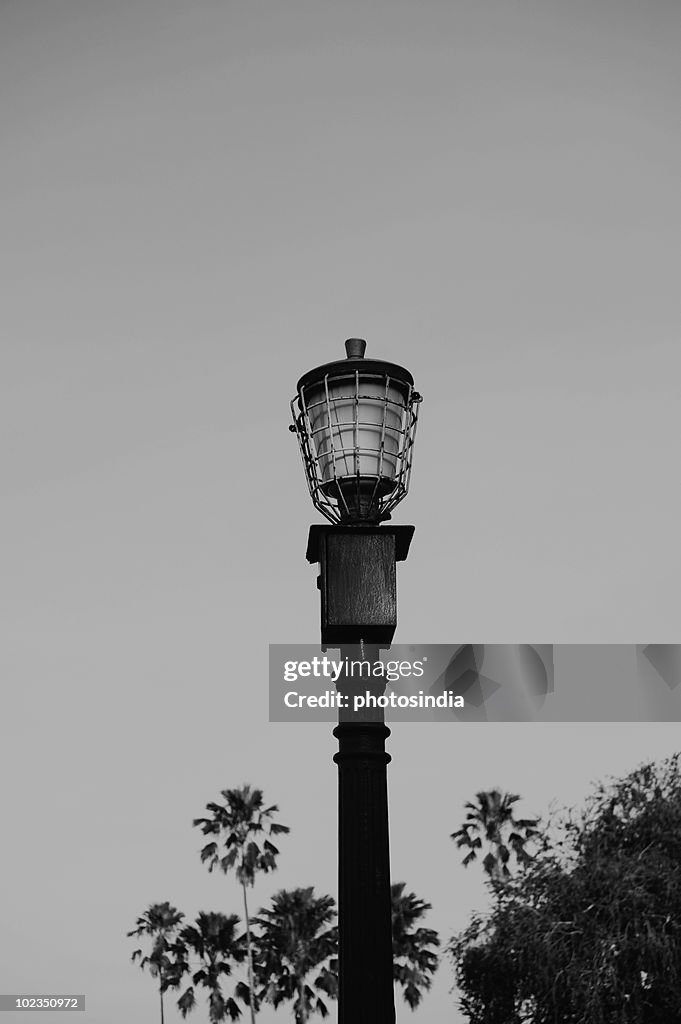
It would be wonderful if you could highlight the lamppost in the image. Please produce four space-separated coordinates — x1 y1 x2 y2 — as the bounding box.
290 339 422 1024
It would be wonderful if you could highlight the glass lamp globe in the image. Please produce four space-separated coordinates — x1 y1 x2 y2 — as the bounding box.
290 339 422 525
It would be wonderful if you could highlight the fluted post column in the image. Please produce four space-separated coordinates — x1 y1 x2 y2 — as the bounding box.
333 645 395 1024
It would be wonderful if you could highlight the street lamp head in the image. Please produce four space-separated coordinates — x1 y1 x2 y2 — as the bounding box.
290 339 422 525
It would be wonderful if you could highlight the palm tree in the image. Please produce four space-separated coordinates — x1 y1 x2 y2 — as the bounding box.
127 901 185 1024
193 785 290 1024
451 789 539 882
170 911 247 1022
391 882 440 1009
251 887 338 1023
251 883 439 1018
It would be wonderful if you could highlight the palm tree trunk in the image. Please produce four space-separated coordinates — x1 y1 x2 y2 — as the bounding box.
159 984 164 1024
296 978 307 1023
242 882 257 1024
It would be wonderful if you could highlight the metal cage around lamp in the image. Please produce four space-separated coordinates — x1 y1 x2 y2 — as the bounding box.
290 339 422 525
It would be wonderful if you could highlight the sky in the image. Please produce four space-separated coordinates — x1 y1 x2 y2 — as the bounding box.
1 1 680 1021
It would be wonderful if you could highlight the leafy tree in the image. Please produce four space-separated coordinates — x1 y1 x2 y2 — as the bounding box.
169 911 247 1022
251 887 338 1023
193 785 290 1024
391 882 440 1009
449 753 681 1023
451 789 539 883
127 901 185 1024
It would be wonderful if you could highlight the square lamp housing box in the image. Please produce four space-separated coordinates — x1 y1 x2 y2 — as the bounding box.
306 525 414 646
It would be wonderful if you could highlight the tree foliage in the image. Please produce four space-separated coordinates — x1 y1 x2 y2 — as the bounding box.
251 887 338 1023
127 902 185 1024
193 784 290 1023
193 785 290 887
249 882 440 1019
391 882 440 1009
449 753 681 1024
169 911 247 1022
130 786 441 1019
451 789 539 883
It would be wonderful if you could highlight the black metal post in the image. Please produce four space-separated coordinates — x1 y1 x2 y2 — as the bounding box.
306 525 414 1024
333 647 395 1024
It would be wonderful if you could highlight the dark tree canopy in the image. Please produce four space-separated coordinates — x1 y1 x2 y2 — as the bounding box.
451 789 539 883
170 911 247 1022
251 887 338 1023
391 882 440 1009
250 882 440 1020
449 752 681 1024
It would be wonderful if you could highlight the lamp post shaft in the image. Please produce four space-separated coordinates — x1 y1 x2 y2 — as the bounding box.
333 646 395 1024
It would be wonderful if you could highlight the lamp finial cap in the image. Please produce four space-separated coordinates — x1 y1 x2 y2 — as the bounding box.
345 338 366 359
